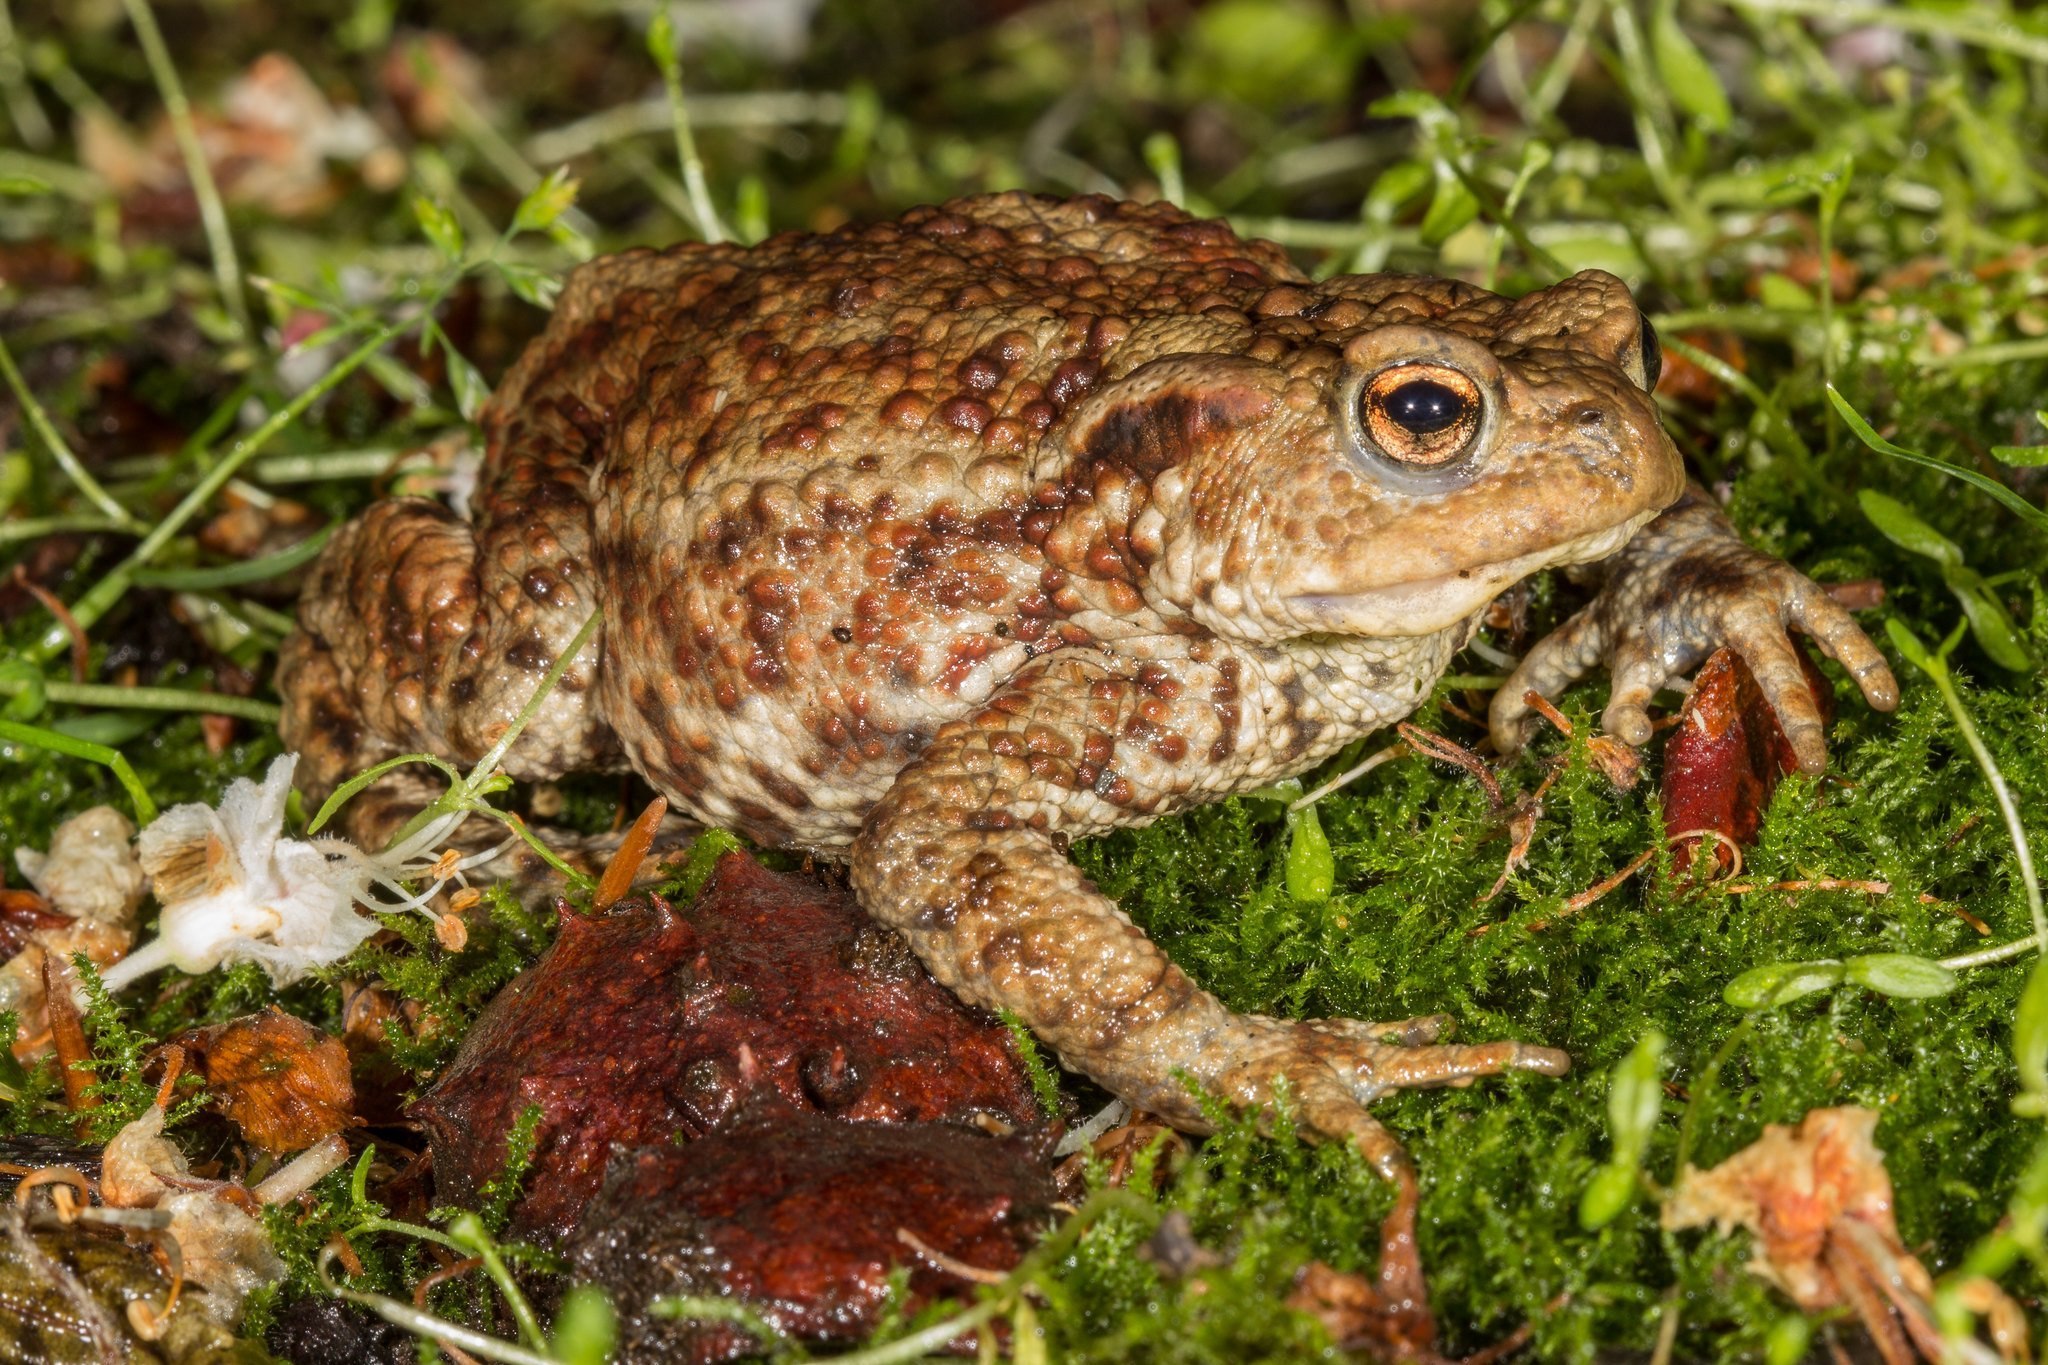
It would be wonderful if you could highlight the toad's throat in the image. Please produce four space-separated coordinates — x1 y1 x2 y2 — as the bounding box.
1287 513 1655 637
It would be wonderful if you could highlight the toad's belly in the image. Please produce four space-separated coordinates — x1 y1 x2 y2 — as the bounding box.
597 511 1467 850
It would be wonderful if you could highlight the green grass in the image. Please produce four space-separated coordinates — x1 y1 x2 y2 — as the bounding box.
3 0 2047 1360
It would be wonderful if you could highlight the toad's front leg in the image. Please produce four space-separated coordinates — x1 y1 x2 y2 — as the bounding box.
850 651 1567 1348
1490 485 1898 771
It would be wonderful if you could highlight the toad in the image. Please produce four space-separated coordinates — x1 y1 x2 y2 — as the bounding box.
279 192 1895 1333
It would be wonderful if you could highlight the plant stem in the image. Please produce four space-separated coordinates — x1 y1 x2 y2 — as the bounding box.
1943 933 2046 973
0 0 51 150
0 679 283 724
381 610 602 856
0 335 141 529
1728 0 2048 64
0 515 129 546
119 0 251 345
650 11 728 243
1922 660 2045 953
1674 1014 1757 1175
0 720 157 823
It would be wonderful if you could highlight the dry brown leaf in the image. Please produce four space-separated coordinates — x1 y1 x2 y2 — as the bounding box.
172 1007 355 1155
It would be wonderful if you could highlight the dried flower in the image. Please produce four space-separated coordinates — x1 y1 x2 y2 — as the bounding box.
3 807 146 1053
99 1099 349 1320
1664 1106 2026 1365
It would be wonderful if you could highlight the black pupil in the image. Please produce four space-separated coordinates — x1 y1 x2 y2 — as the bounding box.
1383 379 1466 435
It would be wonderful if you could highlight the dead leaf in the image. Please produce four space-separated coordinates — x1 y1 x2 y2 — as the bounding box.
1660 645 1832 876
172 1008 355 1155
0 890 67 962
1655 330 1746 407
79 52 398 224
1664 1107 2026 1365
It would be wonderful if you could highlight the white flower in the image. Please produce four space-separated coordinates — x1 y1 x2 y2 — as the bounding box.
102 754 378 991
102 753 514 993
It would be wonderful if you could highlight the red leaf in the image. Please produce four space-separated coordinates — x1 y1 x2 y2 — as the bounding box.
1661 644 1832 874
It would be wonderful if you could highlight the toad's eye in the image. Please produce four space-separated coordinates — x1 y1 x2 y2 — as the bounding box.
1636 311 1663 391
1359 364 1483 467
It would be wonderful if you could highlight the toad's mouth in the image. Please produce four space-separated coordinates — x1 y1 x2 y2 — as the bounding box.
1286 511 1656 638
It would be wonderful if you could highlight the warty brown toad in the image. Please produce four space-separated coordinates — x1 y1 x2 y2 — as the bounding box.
279 191 1896 1335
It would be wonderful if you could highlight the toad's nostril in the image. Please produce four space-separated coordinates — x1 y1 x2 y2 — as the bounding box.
1577 406 1606 426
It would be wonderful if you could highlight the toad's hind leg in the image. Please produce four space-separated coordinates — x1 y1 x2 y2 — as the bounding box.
278 495 620 859
849 651 1568 1346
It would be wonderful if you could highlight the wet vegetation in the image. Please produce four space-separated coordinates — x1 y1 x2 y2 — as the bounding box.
2 0 2047 1359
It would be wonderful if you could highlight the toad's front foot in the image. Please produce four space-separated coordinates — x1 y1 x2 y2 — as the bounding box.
1490 486 1898 772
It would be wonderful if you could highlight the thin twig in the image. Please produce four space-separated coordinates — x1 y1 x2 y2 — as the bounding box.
12 566 88 682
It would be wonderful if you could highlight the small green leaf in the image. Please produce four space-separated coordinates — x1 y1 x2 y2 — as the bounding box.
1578 1163 1637 1230
412 195 463 263
1993 417 2048 466
1843 953 1958 999
495 261 563 310
0 659 47 721
1765 1313 1814 1365
1652 6 1732 131
442 343 490 424
1857 489 1962 567
646 9 679 71
1607 1028 1667 1162
550 1285 617 1365
1755 272 1815 311
513 168 580 235
1952 577 2037 671
1363 159 1432 220
1882 617 1938 672
0 175 52 195
1724 960 1845 1009
2013 958 2048 1112
1419 172 1480 248
1285 804 1335 903
1367 90 1446 121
